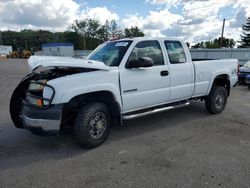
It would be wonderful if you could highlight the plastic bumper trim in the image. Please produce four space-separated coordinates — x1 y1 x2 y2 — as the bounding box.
21 114 61 132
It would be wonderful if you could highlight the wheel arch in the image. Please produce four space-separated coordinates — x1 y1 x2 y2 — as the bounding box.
208 74 231 96
61 91 122 127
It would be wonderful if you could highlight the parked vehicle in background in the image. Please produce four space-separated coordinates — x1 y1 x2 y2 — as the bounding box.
238 60 250 84
31 47 38 55
246 75 250 90
10 37 238 148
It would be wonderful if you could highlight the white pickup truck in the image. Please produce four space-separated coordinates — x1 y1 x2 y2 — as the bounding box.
10 37 238 148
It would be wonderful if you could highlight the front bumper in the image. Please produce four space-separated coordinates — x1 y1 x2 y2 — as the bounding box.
21 103 63 135
246 75 250 85
238 75 246 83
238 73 250 83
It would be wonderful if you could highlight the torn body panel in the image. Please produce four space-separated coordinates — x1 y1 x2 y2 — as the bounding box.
9 66 98 130
28 56 110 71
10 73 33 128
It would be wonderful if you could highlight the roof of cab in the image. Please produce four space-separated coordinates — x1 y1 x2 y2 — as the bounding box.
115 37 184 42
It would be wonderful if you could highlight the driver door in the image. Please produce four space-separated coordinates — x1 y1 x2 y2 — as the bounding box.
119 40 170 113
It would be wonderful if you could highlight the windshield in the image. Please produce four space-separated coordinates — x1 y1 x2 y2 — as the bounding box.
88 41 132 66
244 61 250 68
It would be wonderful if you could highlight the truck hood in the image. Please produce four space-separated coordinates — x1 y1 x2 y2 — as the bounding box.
28 56 110 71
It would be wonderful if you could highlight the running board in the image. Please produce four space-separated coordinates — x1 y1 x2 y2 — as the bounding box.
122 102 190 120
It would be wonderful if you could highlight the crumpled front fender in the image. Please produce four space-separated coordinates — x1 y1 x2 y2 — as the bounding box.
9 73 34 128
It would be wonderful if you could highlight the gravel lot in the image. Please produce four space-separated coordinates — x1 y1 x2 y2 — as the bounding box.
0 58 250 188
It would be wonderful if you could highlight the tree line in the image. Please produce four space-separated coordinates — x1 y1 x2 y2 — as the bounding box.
0 19 144 51
1 17 250 50
72 19 144 50
191 37 236 48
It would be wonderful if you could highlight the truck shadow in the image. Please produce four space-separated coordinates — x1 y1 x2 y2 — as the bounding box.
110 101 208 141
0 101 208 171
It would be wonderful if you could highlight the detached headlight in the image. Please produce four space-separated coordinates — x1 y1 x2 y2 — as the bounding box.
28 80 47 92
25 80 54 108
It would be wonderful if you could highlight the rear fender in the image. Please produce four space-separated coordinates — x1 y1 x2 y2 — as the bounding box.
207 72 230 95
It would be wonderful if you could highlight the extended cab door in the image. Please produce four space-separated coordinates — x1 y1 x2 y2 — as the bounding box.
164 40 195 101
119 40 170 113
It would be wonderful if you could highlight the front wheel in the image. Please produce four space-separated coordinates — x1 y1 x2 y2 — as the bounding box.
205 86 228 114
74 103 110 148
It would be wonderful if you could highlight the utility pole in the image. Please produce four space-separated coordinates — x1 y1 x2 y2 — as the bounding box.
220 18 225 48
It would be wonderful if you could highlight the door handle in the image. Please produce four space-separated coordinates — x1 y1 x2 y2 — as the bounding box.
161 70 169 76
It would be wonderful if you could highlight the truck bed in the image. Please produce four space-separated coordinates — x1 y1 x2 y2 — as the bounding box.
192 59 238 97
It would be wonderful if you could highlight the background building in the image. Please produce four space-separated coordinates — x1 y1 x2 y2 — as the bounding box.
42 43 74 57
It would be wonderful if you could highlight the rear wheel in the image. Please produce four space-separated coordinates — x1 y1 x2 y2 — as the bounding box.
205 86 228 114
74 102 110 148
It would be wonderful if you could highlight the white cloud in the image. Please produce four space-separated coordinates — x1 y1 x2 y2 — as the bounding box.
236 0 250 17
178 0 250 43
131 0 250 44
0 0 118 31
0 0 79 30
230 8 246 28
122 9 182 38
143 9 183 30
146 0 182 7
79 7 119 25
144 29 165 37
122 14 145 29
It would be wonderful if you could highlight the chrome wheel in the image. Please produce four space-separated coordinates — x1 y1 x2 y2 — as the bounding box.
89 112 107 139
215 92 224 109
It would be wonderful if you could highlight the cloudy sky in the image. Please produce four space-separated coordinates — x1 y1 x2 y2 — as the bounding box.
0 0 249 44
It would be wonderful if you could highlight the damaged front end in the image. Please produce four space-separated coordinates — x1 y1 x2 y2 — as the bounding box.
9 66 97 135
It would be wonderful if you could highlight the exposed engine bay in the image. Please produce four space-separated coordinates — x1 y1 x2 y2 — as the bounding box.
32 66 98 80
9 66 98 129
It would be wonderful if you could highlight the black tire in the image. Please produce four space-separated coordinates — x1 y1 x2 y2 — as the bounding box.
74 102 110 148
248 85 250 90
205 86 228 114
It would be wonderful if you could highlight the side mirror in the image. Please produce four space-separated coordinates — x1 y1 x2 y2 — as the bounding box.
127 57 154 69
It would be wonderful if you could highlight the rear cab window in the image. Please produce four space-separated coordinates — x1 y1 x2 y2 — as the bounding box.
164 41 187 64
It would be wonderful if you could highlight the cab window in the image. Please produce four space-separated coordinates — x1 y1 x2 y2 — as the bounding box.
128 41 164 66
164 41 187 64
88 41 132 66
